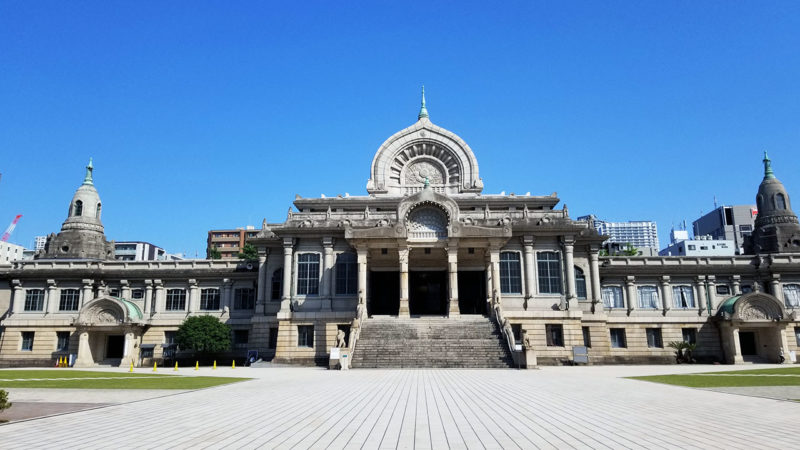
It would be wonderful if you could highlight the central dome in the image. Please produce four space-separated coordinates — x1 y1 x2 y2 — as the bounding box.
366 93 483 196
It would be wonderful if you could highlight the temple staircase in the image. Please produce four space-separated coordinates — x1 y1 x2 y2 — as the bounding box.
351 315 515 368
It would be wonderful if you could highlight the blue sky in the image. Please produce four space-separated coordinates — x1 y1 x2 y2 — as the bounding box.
2 2 799 256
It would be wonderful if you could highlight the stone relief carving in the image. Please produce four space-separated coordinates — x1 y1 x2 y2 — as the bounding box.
739 305 770 320
335 329 347 348
405 160 445 185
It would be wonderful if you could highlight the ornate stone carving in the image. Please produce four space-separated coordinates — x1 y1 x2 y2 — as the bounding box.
404 160 445 185
335 329 347 348
739 305 769 320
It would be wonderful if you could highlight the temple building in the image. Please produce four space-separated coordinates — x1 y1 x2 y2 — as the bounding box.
1 94 799 368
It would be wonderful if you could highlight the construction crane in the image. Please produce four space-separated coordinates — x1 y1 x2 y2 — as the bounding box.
1 214 22 242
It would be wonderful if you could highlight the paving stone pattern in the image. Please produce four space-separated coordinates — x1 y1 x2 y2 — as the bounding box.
0 367 798 449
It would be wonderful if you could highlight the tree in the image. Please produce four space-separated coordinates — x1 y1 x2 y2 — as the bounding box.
622 243 639 256
238 243 259 261
0 389 11 419
176 316 231 354
207 246 222 260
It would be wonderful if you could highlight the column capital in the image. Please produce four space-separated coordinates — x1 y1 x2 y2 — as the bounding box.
47 279 57 287
521 235 535 247
322 236 335 248
560 235 576 247
695 275 706 283
119 279 129 287
625 275 636 285
660 275 671 284
282 237 294 248
222 278 233 287
82 278 94 286
770 273 781 281
188 279 198 287
11 279 22 288
732 274 741 281
258 247 270 258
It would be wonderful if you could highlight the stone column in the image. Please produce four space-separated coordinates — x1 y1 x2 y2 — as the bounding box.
732 327 744 364
522 236 536 300
46 279 58 314
321 237 334 311
280 238 294 314
11 280 23 314
660 276 672 313
770 274 782 304
695 276 707 316
120 280 131 301
120 331 137 368
153 280 164 314
81 279 94 309
625 276 636 314
357 248 370 316
255 249 269 313
188 279 199 313
143 280 153 316
562 237 576 309
447 246 459 317
732 275 742 295
222 279 233 311
74 331 94 368
588 245 601 304
706 275 717 311
489 248 501 306
398 247 409 317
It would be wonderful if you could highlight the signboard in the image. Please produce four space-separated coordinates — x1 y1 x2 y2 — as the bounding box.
330 348 341 359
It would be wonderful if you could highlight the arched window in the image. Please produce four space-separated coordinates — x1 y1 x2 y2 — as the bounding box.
96 203 102 219
637 285 660 309
574 267 587 299
271 268 283 301
407 206 447 240
776 193 787 210
335 253 357 295
74 200 83 216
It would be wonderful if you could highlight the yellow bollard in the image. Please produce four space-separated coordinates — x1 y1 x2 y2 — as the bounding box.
232 360 235 369
195 361 199 371
153 362 157 372
213 360 216 370
129 362 134 373
61 356 65 368
174 361 179 371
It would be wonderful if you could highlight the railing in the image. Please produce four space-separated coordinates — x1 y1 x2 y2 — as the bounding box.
490 292 519 363
408 230 447 240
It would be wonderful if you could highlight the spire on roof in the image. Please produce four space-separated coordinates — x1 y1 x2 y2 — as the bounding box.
418 85 429 120
763 151 775 180
83 157 94 185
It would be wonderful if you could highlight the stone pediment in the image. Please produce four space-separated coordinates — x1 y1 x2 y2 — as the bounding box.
716 292 785 322
75 296 144 327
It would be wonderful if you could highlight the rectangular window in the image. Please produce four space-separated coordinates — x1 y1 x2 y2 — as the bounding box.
610 328 626 348
21 331 34 351
59 289 80 311
24 289 45 311
56 331 70 352
672 286 695 309
795 327 800 346
268 327 279 350
602 286 624 308
335 253 358 295
646 328 663 348
783 284 800 308
200 288 220 310
575 268 587 299
499 252 522 294
271 269 283 301
234 288 255 310
682 328 697 344
297 325 314 348
688 245 696 251
546 324 564 347
131 288 144 299
164 331 176 346
742 285 753 294
233 330 249 348
297 254 320 295
716 285 730 295
109 288 120 297
537 251 562 294
582 326 592 348
637 286 660 309
165 289 186 311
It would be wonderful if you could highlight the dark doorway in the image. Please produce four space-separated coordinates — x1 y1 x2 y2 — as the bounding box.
458 270 486 315
739 331 757 355
410 271 447 315
106 335 124 359
369 271 399 315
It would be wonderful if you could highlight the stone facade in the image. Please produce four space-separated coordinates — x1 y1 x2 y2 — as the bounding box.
1 99 799 368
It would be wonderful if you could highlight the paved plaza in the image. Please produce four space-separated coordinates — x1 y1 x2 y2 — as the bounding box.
0 365 798 449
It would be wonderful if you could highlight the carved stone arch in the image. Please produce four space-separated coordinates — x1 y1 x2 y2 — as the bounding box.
76 296 129 326
730 293 785 322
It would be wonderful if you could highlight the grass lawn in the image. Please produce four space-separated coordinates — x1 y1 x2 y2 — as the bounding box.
0 370 249 389
631 367 800 388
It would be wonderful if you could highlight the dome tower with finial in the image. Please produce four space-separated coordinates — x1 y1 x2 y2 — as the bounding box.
39 159 115 259
746 152 800 254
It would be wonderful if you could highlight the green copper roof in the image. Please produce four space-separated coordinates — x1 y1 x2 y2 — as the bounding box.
418 85 429 120
718 295 740 316
763 151 775 180
118 297 143 321
83 157 94 185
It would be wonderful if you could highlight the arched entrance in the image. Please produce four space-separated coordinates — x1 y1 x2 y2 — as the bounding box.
73 296 145 367
716 293 793 364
